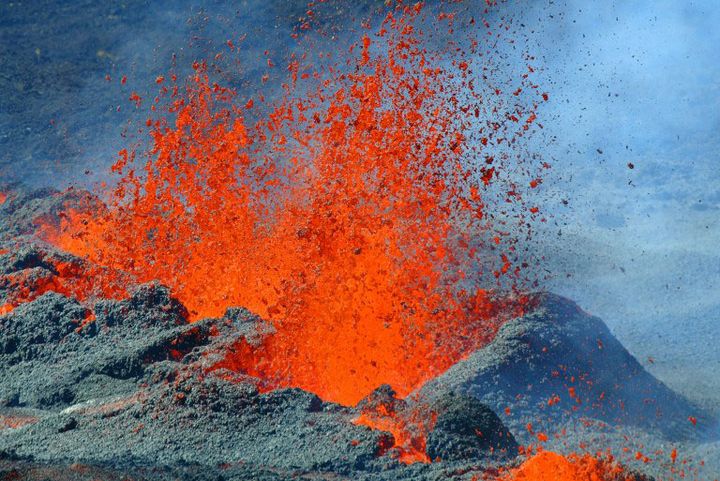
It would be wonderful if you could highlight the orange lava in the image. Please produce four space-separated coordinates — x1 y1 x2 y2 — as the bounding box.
354 411 432 464
0 414 38 430
352 391 437 464
0 253 128 317
503 451 637 481
39 4 547 406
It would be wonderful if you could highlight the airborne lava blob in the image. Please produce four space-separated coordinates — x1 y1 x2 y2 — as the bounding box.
39 3 547 407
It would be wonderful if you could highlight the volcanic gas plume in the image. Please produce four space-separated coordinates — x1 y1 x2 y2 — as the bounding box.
36 3 547 407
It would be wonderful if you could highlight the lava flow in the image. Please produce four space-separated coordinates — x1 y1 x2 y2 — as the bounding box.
501 451 640 481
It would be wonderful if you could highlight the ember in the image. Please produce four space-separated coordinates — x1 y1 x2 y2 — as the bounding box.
39 3 545 406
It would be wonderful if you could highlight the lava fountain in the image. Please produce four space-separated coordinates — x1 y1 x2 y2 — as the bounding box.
38 2 549 408
0 3 691 478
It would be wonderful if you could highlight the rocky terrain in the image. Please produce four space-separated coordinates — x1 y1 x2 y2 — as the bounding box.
0 187 717 480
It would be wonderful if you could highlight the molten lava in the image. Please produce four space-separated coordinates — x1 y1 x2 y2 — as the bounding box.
351 387 437 464
39 4 547 406
0 250 127 317
502 451 639 481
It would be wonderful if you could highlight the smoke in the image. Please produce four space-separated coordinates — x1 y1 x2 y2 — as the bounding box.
0 0 378 188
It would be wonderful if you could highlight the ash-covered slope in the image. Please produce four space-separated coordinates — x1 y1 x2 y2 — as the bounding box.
417 293 712 443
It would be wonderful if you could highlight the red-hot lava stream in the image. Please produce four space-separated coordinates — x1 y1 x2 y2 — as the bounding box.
27 1 597 469
500 451 643 481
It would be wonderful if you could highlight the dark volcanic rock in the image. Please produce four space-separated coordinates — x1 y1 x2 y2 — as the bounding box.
356 384 407 415
0 372 386 478
426 393 518 462
0 292 91 363
417 293 712 442
95 282 189 330
0 458 306 481
0 284 204 408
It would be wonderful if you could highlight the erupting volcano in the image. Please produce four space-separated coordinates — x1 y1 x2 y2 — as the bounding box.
0 1 716 480
37 3 546 407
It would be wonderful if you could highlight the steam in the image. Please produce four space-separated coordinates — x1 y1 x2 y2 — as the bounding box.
504 0 720 408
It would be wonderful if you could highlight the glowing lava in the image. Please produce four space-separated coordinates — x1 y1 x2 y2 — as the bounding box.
39 3 546 407
502 451 638 481
0 249 127 317
351 387 437 464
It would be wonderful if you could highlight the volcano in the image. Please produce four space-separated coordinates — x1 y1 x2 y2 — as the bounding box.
1 1 719 480
0 187 716 481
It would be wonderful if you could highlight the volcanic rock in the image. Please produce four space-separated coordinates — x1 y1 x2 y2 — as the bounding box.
356 383 406 415
426 393 518 462
0 283 207 409
417 293 712 442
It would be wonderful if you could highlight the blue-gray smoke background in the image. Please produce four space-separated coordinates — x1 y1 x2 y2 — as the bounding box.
0 0 718 413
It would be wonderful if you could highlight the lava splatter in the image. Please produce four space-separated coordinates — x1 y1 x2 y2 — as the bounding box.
39 2 547 407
